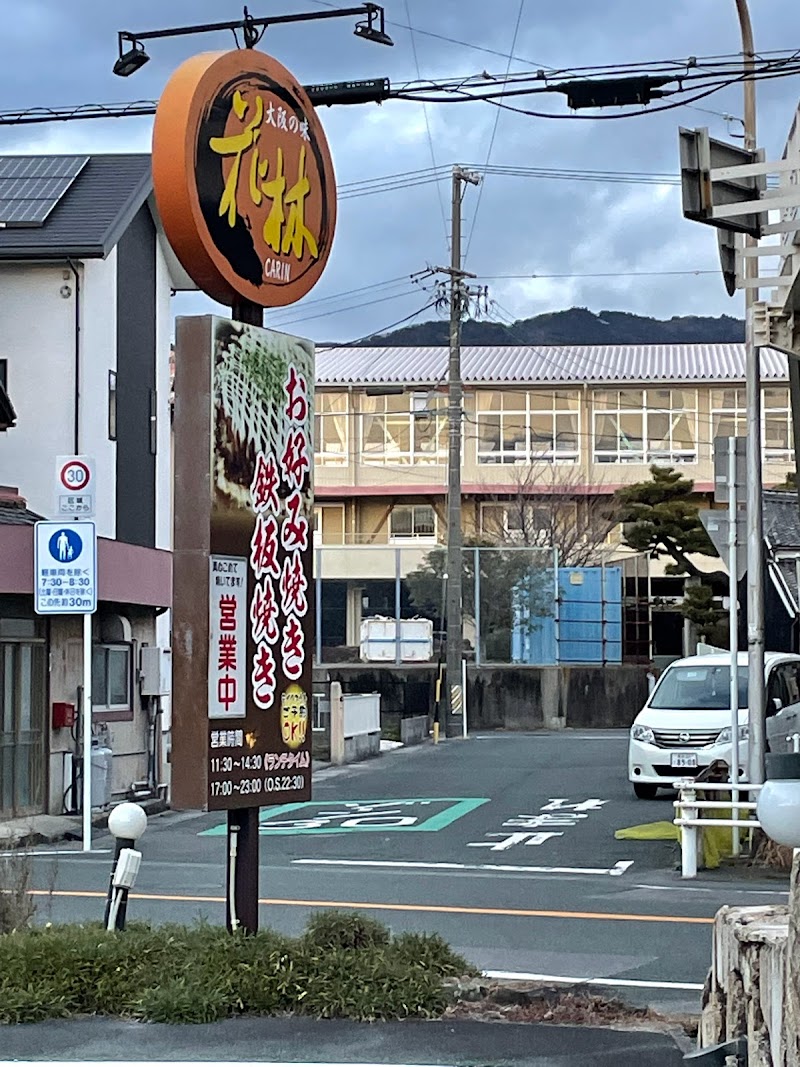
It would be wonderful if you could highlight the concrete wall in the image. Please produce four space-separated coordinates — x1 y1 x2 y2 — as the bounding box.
47 607 157 813
327 664 649 731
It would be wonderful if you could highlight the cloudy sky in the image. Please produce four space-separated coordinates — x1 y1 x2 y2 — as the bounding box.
1 0 798 341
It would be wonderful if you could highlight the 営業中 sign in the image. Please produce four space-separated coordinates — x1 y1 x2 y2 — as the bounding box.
34 521 97 615
209 555 247 719
54 455 95 517
152 49 337 309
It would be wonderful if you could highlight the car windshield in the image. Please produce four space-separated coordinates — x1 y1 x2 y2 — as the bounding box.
650 664 749 710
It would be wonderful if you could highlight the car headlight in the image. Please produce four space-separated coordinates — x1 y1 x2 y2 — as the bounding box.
716 724 749 744
631 724 655 744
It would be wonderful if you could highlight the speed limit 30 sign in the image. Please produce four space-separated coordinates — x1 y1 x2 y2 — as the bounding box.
55 455 95 518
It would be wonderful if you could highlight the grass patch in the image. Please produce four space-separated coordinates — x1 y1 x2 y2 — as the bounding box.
0 913 476 1025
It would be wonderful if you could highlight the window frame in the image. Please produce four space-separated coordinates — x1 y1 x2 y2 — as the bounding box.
92 642 133 721
360 391 447 465
592 388 698 465
314 392 349 466
388 504 438 543
475 390 580 466
710 385 794 464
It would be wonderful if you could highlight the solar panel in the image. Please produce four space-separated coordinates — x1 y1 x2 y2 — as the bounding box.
0 155 89 228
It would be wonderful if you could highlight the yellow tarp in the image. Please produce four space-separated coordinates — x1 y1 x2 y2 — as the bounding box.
614 814 749 869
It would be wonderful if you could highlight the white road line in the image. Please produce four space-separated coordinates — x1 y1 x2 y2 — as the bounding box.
292 859 635 877
0 848 111 857
483 970 703 992
634 882 789 897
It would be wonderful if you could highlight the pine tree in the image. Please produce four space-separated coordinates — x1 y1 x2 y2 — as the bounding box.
615 465 717 577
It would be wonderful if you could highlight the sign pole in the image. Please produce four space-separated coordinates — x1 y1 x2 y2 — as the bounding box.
82 611 93 851
727 437 740 857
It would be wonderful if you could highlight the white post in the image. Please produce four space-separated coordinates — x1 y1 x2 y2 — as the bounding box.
728 437 741 858
461 657 467 739
330 680 345 766
82 611 92 852
681 786 699 879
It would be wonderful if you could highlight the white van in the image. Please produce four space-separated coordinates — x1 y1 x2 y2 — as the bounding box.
628 651 800 798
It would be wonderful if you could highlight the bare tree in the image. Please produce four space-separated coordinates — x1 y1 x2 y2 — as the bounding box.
477 460 621 565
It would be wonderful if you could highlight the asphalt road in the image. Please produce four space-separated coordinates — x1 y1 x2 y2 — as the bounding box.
26 730 791 1015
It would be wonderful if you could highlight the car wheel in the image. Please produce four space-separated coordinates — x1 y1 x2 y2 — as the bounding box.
633 782 658 800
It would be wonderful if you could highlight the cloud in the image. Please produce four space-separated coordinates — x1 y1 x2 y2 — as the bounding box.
1 0 798 341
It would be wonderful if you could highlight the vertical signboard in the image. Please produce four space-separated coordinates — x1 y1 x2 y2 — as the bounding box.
171 316 313 811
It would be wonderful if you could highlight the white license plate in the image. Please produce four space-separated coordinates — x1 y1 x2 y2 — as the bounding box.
671 752 698 769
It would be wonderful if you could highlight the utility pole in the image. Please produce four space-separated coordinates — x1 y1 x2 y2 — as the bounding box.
441 168 480 734
735 0 766 783
433 165 481 738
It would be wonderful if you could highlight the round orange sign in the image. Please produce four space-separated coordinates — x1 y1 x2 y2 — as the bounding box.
152 50 337 308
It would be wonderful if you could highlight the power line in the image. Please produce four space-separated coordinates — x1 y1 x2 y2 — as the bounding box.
403 0 449 253
316 300 440 351
479 268 722 280
305 0 553 69
463 0 526 267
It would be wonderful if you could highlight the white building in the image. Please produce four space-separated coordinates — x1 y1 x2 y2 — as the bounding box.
0 154 182 819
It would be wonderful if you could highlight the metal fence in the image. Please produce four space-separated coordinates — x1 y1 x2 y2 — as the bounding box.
313 545 651 666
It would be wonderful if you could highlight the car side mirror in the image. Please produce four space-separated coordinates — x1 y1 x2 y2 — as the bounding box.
773 697 783 711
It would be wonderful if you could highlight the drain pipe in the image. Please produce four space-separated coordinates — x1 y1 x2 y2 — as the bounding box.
66 259 81 453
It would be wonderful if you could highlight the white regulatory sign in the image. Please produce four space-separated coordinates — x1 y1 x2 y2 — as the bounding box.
55 455 95 518
34 521 97 615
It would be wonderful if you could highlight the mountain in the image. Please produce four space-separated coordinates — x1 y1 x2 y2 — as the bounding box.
353 308 745 347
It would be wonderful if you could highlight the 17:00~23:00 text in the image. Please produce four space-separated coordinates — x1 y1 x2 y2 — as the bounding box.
209 775 305 797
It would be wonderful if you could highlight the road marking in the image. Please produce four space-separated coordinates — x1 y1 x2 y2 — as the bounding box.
0 848 111 857
200 798 490 836
634 882 789 897
28 888 714 924
483 970 704 992
292 859 635 877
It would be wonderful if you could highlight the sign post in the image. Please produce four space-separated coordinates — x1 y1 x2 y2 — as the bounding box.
34 519 97 850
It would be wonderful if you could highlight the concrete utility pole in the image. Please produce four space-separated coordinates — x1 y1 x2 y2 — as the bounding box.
440 165 480 737
735 0 767 783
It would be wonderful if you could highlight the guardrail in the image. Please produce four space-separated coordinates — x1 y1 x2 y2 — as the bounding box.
673 779 763 878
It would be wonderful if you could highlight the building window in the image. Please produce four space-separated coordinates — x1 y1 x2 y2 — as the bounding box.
92 644 131 713
389 504 437 541
479 501 577 544
711 386 793 464
313 504 345 546
361 392 446 464
592 388 697 464
315 393 348 465
763 386 792 462
710 387 746 441
476 390 580 464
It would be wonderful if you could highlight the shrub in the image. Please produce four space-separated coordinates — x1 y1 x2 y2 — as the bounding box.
0 912 476 1025
302 910 391 952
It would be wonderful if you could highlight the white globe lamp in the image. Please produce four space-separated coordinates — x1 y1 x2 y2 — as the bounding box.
107 802 148 843
756 754 800 849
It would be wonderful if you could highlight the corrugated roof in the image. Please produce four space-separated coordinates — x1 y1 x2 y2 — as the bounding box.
315 343 789 387
0 154 152 259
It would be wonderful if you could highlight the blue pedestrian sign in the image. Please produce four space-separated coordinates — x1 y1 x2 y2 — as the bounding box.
34 521 97 615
